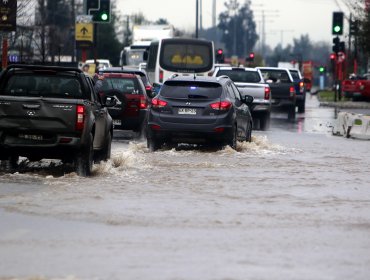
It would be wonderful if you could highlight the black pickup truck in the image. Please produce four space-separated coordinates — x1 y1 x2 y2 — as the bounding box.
0 64 116 176
256 67 297 120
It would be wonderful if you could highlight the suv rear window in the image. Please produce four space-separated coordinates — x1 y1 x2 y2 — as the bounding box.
216 70 261 83
2 74 82 98
160 81 222 99
100 77 144 94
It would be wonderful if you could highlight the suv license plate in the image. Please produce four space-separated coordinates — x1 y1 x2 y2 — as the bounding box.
178 108 197 115
113 119 122 126
19 134 43 140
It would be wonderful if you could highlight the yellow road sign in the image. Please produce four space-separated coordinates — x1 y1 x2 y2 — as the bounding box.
75 23 93 42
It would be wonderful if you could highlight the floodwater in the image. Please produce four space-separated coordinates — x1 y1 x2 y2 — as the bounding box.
0 95 370 280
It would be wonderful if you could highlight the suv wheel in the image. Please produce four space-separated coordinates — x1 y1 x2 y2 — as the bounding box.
75 133 94 176
228 125 237 150
147 136 161 152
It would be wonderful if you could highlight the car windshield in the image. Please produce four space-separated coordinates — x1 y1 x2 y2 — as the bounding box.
216 70 261 83
160 81 222 99
99 77 143 94
2 74 83 98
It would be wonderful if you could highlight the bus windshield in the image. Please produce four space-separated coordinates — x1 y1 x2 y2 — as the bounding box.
159 39 213 73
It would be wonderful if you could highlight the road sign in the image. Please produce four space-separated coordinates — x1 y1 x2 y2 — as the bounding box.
0 0 17 32
75 23 93 42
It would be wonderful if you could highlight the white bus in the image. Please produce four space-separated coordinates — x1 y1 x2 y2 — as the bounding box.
145 38 215 84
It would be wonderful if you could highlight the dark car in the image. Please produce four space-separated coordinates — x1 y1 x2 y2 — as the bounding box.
289 68 306 113
98 67 154 98
147 75 254 151
0 64 115 176
95 72 148 137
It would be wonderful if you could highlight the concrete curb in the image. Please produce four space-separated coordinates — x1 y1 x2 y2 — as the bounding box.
320 101 370 109
332 112 370 140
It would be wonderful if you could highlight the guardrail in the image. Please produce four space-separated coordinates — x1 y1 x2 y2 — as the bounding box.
332 112 370 140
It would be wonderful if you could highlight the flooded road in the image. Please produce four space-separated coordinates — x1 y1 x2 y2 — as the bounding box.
1 95 370 280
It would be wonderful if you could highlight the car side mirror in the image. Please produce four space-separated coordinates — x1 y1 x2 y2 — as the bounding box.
266 79 273 84
104 96 117 107
303 78 311 84
242 95 254 104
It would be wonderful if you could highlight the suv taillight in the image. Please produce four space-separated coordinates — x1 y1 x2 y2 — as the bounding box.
139 95 147 109
210 100 232 110
151 98 167 108
76 105 85 131
289 86 296 97
264 86 271 100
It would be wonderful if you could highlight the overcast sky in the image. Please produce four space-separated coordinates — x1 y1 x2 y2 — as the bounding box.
116 0 350 48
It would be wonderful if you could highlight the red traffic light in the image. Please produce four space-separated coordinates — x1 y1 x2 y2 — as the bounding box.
249 52 255 59
330 53 336 60
217 49 223 55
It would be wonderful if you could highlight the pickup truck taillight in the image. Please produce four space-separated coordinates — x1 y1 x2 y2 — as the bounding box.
76 105 85 131
289 86 296 97
264 86 271 100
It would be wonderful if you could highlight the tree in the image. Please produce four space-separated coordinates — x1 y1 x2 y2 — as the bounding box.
218 0 258 57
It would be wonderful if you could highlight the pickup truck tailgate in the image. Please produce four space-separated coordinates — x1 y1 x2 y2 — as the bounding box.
235 82 266 100
0 97 80 134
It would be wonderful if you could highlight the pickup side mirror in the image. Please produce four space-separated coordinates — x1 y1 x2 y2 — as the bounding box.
104 96 117 107
242 95 254 105
151 83 162 96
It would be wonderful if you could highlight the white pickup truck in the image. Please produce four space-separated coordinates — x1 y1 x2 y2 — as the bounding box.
213 67 271 130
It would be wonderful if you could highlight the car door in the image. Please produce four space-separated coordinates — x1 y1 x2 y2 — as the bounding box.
230 82 249 136
87 76 109 149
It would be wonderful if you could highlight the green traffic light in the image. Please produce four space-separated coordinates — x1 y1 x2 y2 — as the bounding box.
319 67 325 73
334 25 341 33
101 13 108 21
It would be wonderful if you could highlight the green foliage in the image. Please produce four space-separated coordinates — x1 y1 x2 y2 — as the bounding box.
218 0 258 57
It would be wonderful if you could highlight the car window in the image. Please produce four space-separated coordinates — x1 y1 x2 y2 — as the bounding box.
231 83 241 101
161 81 222 99
259 69 292 83
217 70 261 83
289 70 300 80
2 74 83 99
100 77 143 94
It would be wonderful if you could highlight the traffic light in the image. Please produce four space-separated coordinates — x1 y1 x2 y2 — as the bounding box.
246 52 255 62
215 48 224 63
89 0 111 23
330 53 336 60
332 37 340 53
349 20 358 35
319 66 326 73
332 12 344 35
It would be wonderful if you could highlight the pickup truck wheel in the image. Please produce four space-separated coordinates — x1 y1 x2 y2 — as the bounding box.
297 102 305 113
260 113 270 131
1 155 19 172
75 133 93 176
288 106 296 121
147 136 161 152
99 132 112 162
